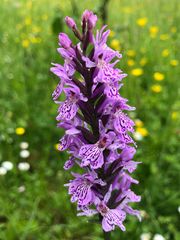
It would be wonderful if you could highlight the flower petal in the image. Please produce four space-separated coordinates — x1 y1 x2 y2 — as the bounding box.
75 183 93 205
111 209 126 231
57 101 78 121
58 135 71 151
64 157 75 170
102 216 115 232
79 144 104 169
114 112 134 133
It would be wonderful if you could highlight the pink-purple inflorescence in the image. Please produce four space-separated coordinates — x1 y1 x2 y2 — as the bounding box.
51 10 141 232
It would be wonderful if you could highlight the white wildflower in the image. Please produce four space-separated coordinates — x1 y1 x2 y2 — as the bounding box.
140 210 147 219
20 142 29 149
140 233 151 240
18 185 26 192
0 167 7 175
178 206 180 214
2 161 13 171
20 149 30 158
153 234 165 240
133 132 143 141
18 162 30 171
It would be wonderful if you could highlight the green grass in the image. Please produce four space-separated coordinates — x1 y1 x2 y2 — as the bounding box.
0 0 179 239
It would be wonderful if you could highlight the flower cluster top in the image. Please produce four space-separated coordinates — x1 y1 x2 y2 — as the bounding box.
51 10 141 232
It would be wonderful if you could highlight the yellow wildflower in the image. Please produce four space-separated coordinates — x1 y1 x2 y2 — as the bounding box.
153 72 165 81
30 36 42 44
15 127 25 135
136 17 148 27
151 84 162 93
171 111 178 120
149 26 159 38
170 59 179 67
149 26 159 34
22 39 30 48
54 143 59 150
127 59 135 67
25 17 32 26
135 119 144 128
136 127 148 137
131 68 143 77
127 50 136 57
42 14 48 21
110 39 120 51
32 26 41 33
162 49 170 57
171 26 177 33
140 57 148 66
109 30 115 38
160 34 169 41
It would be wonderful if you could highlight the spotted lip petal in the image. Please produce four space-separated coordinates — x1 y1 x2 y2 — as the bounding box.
56 100 78 121
104 85 121 100
113 111 134 133
52 82 63 100
101 207 126 232
79 144 104 169
65 172 102 206
71 182 93 205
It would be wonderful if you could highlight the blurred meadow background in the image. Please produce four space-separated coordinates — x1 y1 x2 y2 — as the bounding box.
0 0 180 239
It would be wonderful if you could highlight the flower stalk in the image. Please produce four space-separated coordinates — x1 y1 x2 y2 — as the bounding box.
104 231 111 240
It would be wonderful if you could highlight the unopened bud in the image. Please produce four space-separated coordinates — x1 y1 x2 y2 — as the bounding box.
65 16 76 29
82 10 97 29
59 33 72 49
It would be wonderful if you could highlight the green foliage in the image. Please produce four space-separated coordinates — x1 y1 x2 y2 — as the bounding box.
0 0 179 239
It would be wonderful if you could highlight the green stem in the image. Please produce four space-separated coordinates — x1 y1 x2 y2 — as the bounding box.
99 214 111 240
103 231 111 240
99 0 110 24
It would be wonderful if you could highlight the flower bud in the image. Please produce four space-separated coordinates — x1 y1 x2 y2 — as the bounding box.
88 14 97 29
65 16 76 29
82 9 91 21
82 10 97 29
58 33 72 49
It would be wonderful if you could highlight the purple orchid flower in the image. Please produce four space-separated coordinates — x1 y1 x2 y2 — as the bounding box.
51 9 141 237
96 186 126 232
56 84 87 121
79 128 115 169
65 171 105 206
98 202 126 232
